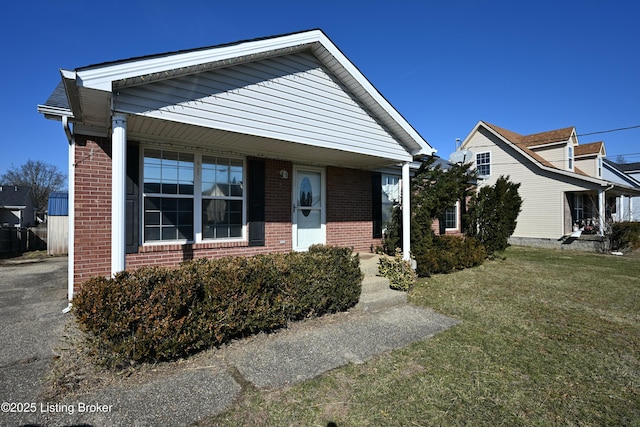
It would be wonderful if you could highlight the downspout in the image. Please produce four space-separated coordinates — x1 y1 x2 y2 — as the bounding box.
62 115 74 314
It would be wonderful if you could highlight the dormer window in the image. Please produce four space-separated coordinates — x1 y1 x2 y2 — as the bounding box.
568 146 574 171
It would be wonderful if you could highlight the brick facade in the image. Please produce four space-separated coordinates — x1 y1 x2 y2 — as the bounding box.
72 137 381 291
326 166 381 252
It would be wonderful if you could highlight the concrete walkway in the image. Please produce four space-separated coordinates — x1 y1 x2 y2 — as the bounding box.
0 254 458 427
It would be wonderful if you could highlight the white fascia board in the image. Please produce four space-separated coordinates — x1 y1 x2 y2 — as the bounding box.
75 31 326 92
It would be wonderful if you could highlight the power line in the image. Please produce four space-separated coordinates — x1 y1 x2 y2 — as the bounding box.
577 125 640 137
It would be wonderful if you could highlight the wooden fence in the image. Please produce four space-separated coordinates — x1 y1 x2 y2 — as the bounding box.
0 227 47 254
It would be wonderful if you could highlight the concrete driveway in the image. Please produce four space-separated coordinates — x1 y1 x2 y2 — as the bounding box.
0 256 68 426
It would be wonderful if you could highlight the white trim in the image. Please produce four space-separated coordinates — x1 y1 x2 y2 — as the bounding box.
292 165 326 251
444 201 461 231
401 162 411 261
140 146 248 246
63 29 433 158
111 114 127 276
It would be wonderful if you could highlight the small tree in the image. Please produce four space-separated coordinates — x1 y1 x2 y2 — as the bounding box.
466 176 522 255
0 160 66 212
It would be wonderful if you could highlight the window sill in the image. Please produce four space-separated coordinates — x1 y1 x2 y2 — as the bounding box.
137 239 248 253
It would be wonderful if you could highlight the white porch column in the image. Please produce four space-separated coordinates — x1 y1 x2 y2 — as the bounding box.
111 114 127 276
598 188 605 236
620 195 625 222
630 197 634 221
401 161 411 261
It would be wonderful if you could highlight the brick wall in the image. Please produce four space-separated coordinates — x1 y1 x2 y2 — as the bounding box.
326 166 381 252
73 136 112 291
72 139 379 290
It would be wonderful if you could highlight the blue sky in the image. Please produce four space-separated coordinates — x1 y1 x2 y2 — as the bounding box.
2 0 639 185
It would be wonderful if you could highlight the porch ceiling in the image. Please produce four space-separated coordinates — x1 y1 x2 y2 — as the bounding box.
125 115 402 170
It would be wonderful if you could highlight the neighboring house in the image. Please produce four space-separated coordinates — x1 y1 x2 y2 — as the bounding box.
603 159 640 221
459 121 640 246
0 186 35 228
37 29 435 300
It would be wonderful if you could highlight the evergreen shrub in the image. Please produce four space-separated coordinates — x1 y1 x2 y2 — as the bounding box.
415 235 486 277
73 245 362 367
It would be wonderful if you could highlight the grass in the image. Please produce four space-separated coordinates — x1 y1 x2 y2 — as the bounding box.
201 247 640 426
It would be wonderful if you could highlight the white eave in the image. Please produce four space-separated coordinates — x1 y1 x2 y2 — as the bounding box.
62 29 433 157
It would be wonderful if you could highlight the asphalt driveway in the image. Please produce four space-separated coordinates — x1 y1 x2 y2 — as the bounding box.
0 255 68 426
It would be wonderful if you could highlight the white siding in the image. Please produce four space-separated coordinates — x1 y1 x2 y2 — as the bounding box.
114 52 411 161
467 128 597 239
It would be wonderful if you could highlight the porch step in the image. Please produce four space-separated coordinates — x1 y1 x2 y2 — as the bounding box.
354 253 408 312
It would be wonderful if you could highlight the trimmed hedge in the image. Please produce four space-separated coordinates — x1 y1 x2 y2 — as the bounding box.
73 245 362 367
415 235 486 277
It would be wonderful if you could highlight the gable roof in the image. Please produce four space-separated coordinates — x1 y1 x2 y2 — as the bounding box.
463 121 611 185
575 141 604 157
38 29 434 160
0 186 33 208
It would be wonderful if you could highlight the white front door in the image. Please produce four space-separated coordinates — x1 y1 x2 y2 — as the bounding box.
293 167 325 251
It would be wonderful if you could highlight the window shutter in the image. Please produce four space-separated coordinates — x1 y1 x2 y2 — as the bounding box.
125 143 139 253
247 158 266 246
372 172 382 238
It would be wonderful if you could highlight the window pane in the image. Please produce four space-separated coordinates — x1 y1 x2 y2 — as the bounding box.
143 196 193 242
145 226 161 241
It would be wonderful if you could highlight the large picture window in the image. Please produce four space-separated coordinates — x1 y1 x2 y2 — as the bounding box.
142 148 245 243
143 150 194 242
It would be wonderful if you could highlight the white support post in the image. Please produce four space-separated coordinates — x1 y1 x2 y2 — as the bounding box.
401 162 411 261
598 188 605 236
111 114 127 276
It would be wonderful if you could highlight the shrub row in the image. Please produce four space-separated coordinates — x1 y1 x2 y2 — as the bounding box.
73 245 363 367
415 235 486 277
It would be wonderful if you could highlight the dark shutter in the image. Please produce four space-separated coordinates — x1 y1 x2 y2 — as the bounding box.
125 143 140 253
372 172 382 238
247 158 266 246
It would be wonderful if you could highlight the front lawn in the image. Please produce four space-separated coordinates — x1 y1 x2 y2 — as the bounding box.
204 247 640 426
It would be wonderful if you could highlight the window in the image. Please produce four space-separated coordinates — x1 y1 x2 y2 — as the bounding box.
574 194 584 220
597 157 602 177
142 148 245 243
202 156 244 239
476 152 491 177
444 203 458 230
143 150 194 242
381 174 400 227
568 146 574 170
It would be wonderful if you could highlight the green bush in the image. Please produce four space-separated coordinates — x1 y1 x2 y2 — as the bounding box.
73 246 362 367
378 248 417 291
415 235 486 277
610 221 640 252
